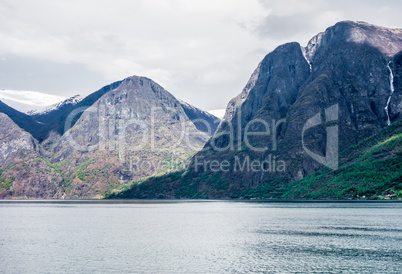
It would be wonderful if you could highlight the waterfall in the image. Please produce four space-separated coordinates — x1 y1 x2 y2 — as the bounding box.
307 59 312 71
385 61 395 125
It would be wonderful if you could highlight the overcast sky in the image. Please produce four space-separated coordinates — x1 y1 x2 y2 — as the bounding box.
1 0 401 111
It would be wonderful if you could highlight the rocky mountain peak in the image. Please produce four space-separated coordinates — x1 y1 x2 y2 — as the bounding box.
220 42 309 129
46 75 213 197
303 21 402 65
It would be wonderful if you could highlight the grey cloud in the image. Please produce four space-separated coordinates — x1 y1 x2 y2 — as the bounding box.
1 1 401 112
0 55 105 96
254 0 402 43
254 14 315 40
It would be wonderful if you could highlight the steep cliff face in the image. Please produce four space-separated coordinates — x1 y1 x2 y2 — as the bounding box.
112 21 402 199
48 76 212 198
189 41 311 193
278 21 401 182
390 51 402 121
0 113 64 198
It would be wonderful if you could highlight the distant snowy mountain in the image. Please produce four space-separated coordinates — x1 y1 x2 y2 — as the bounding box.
0 90 83 142
178 99 218 120
0 89 67 114
207 109 225 119
30 95 82 115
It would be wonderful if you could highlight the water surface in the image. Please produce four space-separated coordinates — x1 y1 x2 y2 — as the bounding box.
0 201 401 273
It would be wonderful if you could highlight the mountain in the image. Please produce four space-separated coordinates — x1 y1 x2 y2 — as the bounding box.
108 21 402 199
44 76 215 198
0 113 65 198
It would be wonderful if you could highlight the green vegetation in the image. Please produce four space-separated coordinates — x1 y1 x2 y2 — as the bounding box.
105 169 229 199
0 164 16 191
73 160 93 183
277 151 401 199
275 121 402 200
232 177 288 199
0 176 15 190
229 120 402 200
36 152 70 187
102 150 196 198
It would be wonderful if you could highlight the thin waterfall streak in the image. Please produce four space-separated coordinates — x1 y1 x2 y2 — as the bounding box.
385 61 395 125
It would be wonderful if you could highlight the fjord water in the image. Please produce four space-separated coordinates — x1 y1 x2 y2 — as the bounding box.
0 201 401 273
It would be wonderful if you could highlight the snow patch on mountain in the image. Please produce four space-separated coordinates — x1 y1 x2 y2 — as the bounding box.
32 95 83 115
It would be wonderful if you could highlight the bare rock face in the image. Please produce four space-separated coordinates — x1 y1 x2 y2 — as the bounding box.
0 113 64 198
302 21 402 64
278 21 401 182
0 113 37 167
40 131 61 152
390 51 402 121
